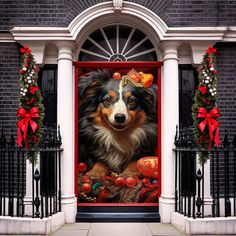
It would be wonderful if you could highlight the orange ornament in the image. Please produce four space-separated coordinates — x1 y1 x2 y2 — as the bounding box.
113 72 121 80
81 182 92 194
140 72 154 88
136 156 158 178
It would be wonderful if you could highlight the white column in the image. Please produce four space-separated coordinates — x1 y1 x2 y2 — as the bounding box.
159 41 180 223
56 41 77 223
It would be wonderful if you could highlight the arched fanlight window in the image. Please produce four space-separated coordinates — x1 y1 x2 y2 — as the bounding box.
78 25 157 61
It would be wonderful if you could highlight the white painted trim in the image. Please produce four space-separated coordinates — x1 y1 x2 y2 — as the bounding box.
171 212 236 235
0 212 65 235
9 25 236 41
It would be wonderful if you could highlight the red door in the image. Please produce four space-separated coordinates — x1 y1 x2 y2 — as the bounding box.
74 61 162 221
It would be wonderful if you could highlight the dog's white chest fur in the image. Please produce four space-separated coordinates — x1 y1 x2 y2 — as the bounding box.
93 124 155 173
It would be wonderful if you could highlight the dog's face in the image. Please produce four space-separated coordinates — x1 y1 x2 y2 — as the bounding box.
92 79 154 132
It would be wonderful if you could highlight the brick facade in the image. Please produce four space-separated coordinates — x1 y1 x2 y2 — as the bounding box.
210 43 236 196
0 0 110 31
0 43 20 140
0 0 236 30
216 42 236 139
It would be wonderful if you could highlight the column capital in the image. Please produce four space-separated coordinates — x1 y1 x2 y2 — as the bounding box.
160 41 181 51
56 41 75 51
56 41 75 61
160 41 181 61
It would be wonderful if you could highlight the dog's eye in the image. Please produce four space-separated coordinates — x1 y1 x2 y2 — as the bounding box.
106 97 112 103
128 98 136 107
103 97 112 107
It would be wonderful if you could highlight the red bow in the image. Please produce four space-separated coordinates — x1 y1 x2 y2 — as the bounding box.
139 179 158 203
198 107 220 149
20 46 31 55
17 107 39 148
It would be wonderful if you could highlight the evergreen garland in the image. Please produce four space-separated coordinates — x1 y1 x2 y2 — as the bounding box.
192 46 220 162
17 46 45 162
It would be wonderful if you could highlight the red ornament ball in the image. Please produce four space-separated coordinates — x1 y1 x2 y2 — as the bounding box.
115 176 126 187
113 72 121 80
126 177 137 187
137 156 158 178
78 162 87 172
81 182 92 194
152 171 158 179
20 69 25 75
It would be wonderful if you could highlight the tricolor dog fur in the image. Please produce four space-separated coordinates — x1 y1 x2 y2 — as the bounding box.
78 70 157 178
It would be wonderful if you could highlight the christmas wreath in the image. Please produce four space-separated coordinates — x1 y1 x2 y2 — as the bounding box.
192 46 220 162
16 46 45 162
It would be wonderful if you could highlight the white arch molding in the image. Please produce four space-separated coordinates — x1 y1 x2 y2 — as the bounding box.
70 1 165 61
11 1 169 63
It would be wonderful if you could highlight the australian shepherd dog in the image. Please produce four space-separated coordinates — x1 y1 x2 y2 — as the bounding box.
78 70 157 179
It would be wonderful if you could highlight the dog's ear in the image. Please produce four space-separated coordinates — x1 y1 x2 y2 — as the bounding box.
142 88 155 106
78 70 110 98
142 84 157 111
79 74 102 98
83 79 102 97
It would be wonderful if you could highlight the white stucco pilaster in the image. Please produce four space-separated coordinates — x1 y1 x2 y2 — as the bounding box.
56 41 77 223
159 41 180 223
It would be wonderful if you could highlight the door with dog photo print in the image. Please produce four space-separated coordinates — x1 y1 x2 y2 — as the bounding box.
75 62 161 205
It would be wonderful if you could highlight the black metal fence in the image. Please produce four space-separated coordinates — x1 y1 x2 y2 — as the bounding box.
174 126 236 218
0 126 62 218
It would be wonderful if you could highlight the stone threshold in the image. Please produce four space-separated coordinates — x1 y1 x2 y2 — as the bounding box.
171 212 236 235
0 212 64 235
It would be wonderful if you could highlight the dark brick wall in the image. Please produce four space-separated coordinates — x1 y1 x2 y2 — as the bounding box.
0 0 110 31
211 42 236 196
216 42 236 139
0 0 236 30
164 0 236 27
0 43 20 140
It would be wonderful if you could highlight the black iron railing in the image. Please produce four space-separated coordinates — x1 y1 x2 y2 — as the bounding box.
174 126 236 218
0 126 62 218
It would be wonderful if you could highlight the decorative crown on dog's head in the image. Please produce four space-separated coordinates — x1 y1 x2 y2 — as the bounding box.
112 69 154 88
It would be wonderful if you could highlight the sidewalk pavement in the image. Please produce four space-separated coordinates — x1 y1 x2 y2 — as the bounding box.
52 223 187 236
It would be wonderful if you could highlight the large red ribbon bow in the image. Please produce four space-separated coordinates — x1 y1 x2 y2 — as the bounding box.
17 107 39 148
198 107 220 149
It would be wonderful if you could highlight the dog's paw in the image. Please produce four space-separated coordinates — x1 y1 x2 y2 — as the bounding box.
122 161 139 177
86 169 107 180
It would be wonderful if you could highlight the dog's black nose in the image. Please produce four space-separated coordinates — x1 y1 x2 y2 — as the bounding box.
115 114 126 123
